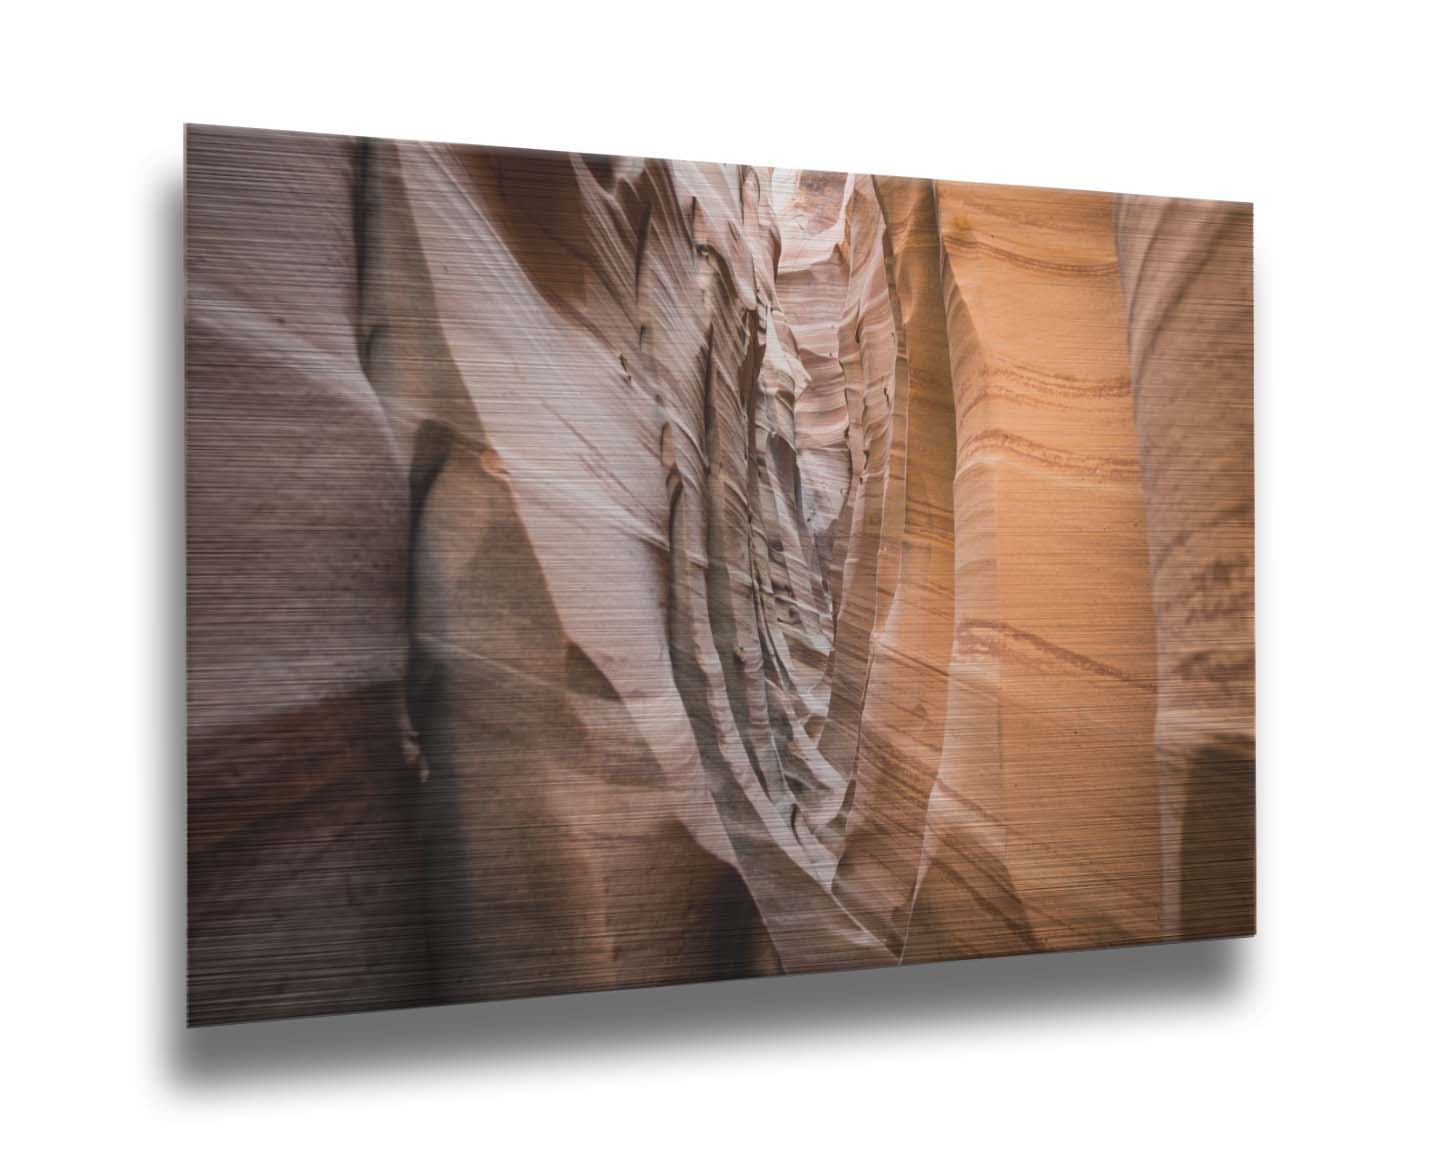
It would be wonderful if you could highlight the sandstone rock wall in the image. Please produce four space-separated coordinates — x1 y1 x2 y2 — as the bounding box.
1115 195 1256 940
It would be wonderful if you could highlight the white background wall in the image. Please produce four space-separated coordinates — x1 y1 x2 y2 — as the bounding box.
4 2 1436 1146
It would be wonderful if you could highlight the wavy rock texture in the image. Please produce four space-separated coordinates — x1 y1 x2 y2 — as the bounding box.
1115 195 1255 939
186 126 1255 1024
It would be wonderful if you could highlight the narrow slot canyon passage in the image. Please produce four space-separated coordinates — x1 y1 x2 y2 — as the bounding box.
185 127 1254 1024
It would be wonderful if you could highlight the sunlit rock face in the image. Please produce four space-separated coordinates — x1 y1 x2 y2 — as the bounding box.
186 126 1255 1024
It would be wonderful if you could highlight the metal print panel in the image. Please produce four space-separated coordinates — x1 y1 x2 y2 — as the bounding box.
185 124 1255 1026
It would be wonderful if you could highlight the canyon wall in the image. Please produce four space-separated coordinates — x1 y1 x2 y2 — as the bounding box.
1115 195 1256 940
186 126 1254 1023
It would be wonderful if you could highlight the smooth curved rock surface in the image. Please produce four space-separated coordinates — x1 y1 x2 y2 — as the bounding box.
1115 194 1256 941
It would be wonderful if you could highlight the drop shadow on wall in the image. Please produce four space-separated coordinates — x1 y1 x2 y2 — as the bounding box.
172 940 1247 1086
158 177 1252 1089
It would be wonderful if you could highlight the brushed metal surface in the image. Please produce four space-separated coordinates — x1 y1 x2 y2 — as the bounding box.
185 124 1254 1026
